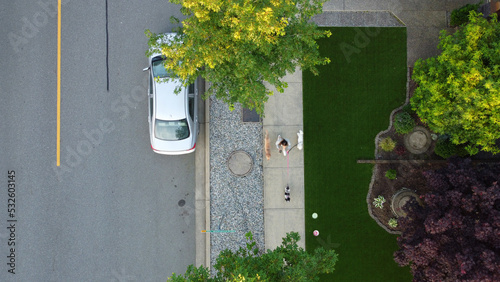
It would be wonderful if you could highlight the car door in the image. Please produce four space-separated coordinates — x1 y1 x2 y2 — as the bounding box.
148 70 154 134
187 79 198 136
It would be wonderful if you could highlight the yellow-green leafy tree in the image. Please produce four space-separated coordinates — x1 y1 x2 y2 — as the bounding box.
167 232 338 281
411 12 500 154
146 0 331 115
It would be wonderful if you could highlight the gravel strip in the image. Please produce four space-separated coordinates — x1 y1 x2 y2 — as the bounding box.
209 96 264 269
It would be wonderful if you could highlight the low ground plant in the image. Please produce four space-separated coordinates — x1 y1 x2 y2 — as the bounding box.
373 196 386 209
380 137 396 152
388 218 398 228
385 169 397 180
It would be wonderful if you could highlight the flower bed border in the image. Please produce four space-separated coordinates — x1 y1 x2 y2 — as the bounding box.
365 66 412 234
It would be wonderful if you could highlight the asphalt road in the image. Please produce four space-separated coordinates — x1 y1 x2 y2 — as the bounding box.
0 1 196 281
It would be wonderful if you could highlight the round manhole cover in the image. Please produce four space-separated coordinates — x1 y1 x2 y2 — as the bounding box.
227 151 253 177
404 126 431 154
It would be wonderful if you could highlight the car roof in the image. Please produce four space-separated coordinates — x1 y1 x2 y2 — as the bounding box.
155 80 187 121
150 32 187 121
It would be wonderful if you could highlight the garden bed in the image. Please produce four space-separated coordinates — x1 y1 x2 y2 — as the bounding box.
367 76 447 233
367 77 500 233
369 125 443 232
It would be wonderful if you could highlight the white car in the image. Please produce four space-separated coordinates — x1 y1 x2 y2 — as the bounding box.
143 33 198 155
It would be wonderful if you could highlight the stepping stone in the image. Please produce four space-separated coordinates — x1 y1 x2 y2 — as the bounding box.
391 188 422 217
404 126 432 154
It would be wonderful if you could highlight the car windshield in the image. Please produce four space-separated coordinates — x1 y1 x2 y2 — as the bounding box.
152 56 176 78
155 118 190 141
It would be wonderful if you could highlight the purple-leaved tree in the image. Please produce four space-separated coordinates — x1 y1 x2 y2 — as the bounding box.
394 158 500 281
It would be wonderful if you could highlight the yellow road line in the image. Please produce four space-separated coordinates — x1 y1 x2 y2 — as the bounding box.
57 0 61 166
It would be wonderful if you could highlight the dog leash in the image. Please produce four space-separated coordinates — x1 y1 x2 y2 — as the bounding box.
287 152 290 185
285 143 298 185
288 143 298 153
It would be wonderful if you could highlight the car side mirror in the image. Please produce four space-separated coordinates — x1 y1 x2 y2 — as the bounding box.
143 67 150 72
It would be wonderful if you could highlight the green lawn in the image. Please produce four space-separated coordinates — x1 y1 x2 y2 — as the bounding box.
303 27 412 281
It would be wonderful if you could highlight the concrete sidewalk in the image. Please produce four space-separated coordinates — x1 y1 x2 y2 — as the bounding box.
263 68 306 250
194 0 480 270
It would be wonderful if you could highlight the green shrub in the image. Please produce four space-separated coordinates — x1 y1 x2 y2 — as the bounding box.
373 195 386 209
402 104 414 115
394 112 415 134
456 144 470 157
379 137 396 152
465 144 480 156
388 218 398 228
385 169 397 180
434 139 455 158
450 2 481 26
434 138 469 159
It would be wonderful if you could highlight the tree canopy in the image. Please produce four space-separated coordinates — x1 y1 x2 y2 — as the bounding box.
168 232 338 281
410 12 500 154
146 0 331 115
394 158 500 281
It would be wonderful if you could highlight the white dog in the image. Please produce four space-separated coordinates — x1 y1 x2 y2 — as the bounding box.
297 130 304 150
